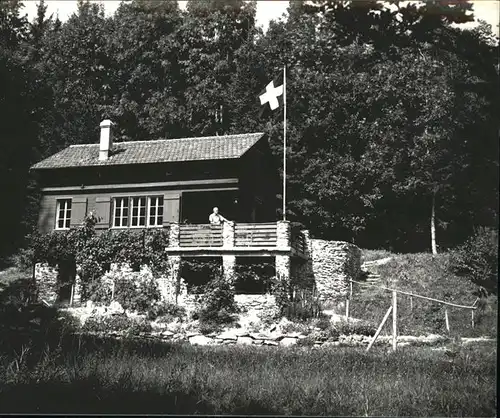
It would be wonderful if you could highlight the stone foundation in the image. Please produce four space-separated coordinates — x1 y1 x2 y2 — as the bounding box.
34 230 360 310
234 294 277 313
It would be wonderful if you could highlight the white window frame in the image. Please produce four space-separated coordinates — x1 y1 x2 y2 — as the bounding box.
55 199 72 230
112 197 129 228
130 196 147 228
147 196 164 227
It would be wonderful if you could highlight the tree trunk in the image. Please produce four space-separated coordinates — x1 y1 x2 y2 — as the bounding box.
431 188 438 255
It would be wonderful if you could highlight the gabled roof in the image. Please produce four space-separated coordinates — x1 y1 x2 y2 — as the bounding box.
31 132 265 170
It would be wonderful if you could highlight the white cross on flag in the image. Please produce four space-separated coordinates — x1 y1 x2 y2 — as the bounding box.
259 72 284 115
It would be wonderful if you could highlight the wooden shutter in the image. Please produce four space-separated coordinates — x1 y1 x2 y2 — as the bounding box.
163 193 181 226
70 196 88 227
95 196 111 230
38 195 57 234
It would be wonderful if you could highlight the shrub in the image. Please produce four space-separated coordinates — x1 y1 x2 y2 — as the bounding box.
199 321 223 335
449 227 498 296
107 265 161 313
257 305 281 325
86 278 113 305
147 302 186 321
314 317 332 331
334 319 376 337
194 271 240 326
297 335 315 347
279 321 311 335
82 314 151 335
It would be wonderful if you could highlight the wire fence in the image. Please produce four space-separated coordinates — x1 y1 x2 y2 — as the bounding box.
344 279 479 351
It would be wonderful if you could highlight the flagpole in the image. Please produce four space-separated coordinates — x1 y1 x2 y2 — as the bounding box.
283 65 287 221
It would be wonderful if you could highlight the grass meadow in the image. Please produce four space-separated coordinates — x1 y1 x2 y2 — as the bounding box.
0 333 496 416
353 252 497 338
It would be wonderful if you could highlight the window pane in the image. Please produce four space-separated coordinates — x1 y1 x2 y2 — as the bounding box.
157 215 163 225
56 199 72 229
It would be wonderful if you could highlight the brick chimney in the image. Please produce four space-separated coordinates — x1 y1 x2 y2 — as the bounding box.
99 119 114 161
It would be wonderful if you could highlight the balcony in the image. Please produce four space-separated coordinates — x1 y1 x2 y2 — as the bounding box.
166 221 307 258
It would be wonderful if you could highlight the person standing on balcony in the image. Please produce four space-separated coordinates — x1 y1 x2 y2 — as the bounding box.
209 207 229 225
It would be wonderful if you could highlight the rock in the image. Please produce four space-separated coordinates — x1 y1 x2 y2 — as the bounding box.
162 330 174 337
217 331 238 340
108 300 124 315
398 336 420 343
151 322 168 331
189 335 213 346
280 337 298 347
86 300 94 309
424 334 445 343
322 341 340 347
237 336 254 345
250 333 272 340
284 332 302 338
262 340 278 346
462 337 496 344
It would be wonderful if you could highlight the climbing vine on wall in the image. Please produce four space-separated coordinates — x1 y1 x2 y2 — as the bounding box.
27 215 170 300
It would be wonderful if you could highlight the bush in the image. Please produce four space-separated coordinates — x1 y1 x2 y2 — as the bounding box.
96 265 162 313
334 319 376 337
194 272 240 326
147 302 186 321
199 321 223 335
86 278 113 305
257 305 281 326
82 314 152 335
449 227 498 296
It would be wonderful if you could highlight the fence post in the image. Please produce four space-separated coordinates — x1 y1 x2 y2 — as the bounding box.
471 309 475 329
445 308 450 333
69 283 75 307
410 296 413 313
367 305 393 352
111 280 115 301
345 280 353 321
392 290 397 351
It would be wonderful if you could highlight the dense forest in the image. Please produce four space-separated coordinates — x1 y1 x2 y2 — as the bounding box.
0 0 498 258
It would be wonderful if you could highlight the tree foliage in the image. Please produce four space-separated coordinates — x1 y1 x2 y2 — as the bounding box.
1 0 498 259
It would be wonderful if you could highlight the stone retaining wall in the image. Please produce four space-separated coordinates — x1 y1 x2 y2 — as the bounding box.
234 294 277 313
176 293 277 315
35 262 59 304
308 240 361 303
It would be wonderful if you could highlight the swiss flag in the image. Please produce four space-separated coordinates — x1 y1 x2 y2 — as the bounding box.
258 72 284 117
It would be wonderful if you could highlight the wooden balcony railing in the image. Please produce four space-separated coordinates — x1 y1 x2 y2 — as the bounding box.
179 224 223 247
173 221 308 258
234 222 277 247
